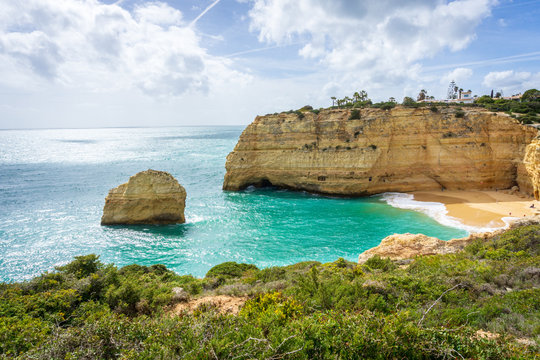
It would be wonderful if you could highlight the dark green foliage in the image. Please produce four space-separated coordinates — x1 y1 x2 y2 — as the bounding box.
1 225 540 358
519 114 538 124
348 109 360 120
430 105 439 112
56 254 103 279
294 110 305 119
353 100 372 107
364 255 397 272
402 96 417 107
205 261 258 279
522 89 540 102
372 101 396 110
455 109 465 118
310 108 320 115
299 105 313 111
475 95 495 104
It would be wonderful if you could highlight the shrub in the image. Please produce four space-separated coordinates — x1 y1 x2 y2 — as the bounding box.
205 262 259 279
349 109 361 120
402 97 417 107
429 105 439 113
455 109 465 118
56 254 102 279
363 255 397 272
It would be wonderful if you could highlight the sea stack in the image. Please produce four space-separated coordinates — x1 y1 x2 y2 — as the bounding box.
101 170 186 225
223 107 538 196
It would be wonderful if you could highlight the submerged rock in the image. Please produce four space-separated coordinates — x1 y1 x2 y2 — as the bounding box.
101 170 186 225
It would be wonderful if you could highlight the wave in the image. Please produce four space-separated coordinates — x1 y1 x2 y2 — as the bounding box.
380 192 514 233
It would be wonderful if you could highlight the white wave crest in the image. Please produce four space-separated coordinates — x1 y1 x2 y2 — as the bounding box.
380 192 514 233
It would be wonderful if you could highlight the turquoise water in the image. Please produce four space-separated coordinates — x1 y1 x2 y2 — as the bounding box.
0 127 467 282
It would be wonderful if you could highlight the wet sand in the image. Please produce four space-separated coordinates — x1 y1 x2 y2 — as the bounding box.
412 190 539 228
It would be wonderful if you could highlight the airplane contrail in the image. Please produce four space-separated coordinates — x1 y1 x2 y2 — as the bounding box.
190 0 221 27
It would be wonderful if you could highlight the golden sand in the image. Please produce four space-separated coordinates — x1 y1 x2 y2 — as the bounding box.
412 190 540 228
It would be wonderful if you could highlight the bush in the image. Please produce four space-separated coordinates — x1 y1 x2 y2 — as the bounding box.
429 105 439 113
371 101 396 110
402 97 417 107
349 109 361 120
56 254 102 279
455 109 465 118
364 255 397 272
205 262 259 279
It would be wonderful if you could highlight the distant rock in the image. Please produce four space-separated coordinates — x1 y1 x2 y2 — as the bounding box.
101 170 186 225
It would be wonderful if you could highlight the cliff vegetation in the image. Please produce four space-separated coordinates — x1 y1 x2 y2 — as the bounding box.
1 225 539 359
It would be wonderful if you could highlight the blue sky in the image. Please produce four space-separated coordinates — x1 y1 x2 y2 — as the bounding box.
0 0 539 128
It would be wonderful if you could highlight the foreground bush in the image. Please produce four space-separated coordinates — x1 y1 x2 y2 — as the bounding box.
1 225 539 358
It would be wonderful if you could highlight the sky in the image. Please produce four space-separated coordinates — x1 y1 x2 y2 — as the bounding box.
0 0 539 129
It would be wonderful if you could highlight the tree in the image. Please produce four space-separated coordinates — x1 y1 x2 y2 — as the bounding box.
389 97 396 103
331 96 336 107
417 89 427 101
447 81 458 99
359 90 368 101
522 89 540 102
353 92 360 102
402 97 416 106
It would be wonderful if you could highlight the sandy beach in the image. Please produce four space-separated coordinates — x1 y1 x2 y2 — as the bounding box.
412 190 540 229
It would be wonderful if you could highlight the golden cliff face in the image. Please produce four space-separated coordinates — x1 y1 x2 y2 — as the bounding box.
224 107 538 196
523 138 540 200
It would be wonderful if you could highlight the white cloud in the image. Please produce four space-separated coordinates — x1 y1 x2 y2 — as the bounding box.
248 0 496 92
441 67 474 85
482 70 540 93
0 0 248 97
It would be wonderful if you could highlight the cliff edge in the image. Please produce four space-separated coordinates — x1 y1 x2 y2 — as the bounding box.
224 107 538 196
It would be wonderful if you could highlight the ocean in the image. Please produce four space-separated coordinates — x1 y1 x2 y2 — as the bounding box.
0 126 468 282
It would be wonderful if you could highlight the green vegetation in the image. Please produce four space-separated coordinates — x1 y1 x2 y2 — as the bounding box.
2 225 540 359
348 109 360 120
455 109 465 118
308 88 540 125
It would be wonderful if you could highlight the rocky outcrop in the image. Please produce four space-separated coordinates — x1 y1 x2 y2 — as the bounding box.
357 233 473 263
358 216 540 263
101 170 186 225
224 107 538 196
522 138 540 200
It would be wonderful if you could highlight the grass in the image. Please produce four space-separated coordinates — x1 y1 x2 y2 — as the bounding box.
1 225 539 358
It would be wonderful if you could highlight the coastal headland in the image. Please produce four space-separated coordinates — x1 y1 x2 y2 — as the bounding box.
224 106 540 229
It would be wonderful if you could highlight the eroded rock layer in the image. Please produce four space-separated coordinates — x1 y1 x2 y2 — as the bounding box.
101 170 186 225
523 138 540 200
224 107 538 196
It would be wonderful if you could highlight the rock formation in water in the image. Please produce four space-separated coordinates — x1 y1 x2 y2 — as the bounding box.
523 138 540 200
224 107 538 196
101 170 186 225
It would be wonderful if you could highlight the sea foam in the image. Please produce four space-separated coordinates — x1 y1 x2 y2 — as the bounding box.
380 192 514 233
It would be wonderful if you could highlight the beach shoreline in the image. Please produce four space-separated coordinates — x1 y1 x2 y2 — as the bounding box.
411 190 539 229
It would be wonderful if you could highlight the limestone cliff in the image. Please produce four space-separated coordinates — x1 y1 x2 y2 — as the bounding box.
224 107 538 196
522 138 540 200
357 233 472 263
101 170 186 225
